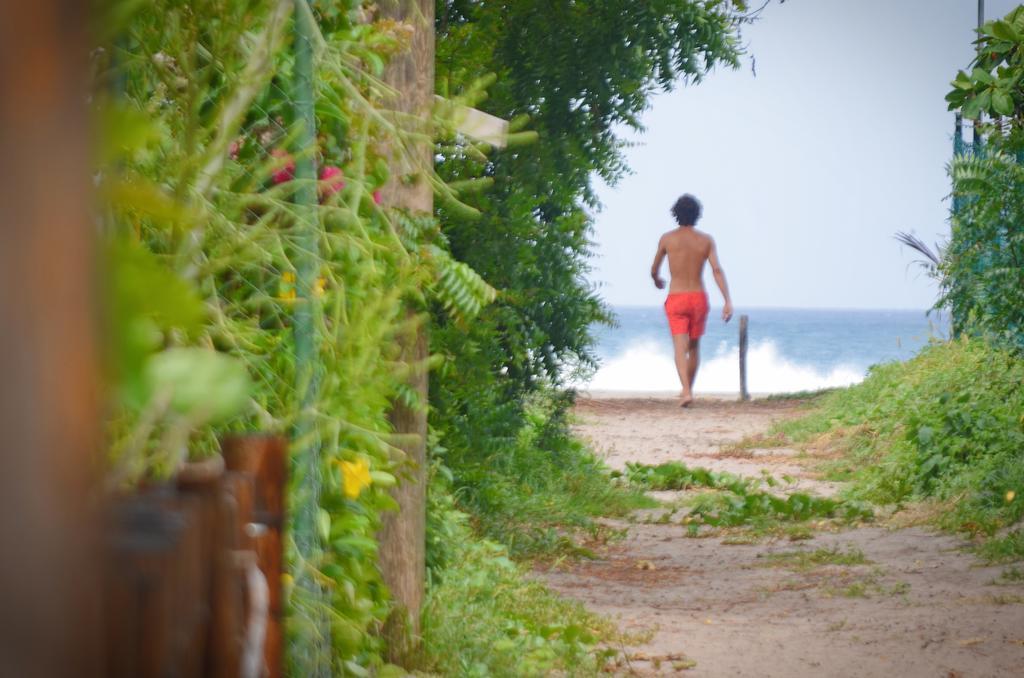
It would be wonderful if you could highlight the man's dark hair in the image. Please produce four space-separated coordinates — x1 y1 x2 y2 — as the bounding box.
671 194 702 226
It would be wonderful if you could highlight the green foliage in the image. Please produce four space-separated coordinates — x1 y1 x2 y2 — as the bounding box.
431 0 743 559
946 7 1024 128
436 391 651 557
96 0 745 670
775 339 1024 551
979 529 1024 563
423 485 618 677
618 461 871 529
943 6 1024 348
944 152 1024 350
758 546 869 572
95 0 486 670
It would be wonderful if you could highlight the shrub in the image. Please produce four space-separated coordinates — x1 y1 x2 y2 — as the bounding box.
777 338 1024 543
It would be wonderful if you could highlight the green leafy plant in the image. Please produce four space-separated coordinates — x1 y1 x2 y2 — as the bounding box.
422 490 621 677
617 460 872 529
775 338 1024 559
946 7 1024 125
943 152 1024 350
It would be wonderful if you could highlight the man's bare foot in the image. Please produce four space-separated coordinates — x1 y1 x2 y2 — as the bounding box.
680 395 694 408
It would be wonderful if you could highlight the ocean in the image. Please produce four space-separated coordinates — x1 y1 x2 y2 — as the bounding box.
583 306 947 395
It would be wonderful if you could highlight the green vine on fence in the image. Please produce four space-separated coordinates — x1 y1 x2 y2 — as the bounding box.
96 0 494 671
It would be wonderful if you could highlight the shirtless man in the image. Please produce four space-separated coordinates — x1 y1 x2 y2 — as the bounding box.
650 194 733 407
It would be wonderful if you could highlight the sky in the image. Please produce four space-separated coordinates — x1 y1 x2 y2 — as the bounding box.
588 0 1019 310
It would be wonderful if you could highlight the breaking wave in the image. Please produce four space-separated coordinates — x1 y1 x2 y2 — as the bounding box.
582 339 864 394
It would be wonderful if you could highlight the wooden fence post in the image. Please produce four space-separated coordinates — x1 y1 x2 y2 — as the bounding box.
739 314 750 401
378 0 434 665
0 2 101 676
223 435 288 678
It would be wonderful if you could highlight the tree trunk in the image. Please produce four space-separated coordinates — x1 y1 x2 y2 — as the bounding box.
377 0 434 666
0 2 101 676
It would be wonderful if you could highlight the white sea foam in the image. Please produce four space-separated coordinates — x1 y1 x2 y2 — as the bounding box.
583 339 864 394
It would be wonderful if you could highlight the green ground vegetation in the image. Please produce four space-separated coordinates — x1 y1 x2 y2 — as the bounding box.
618 460 872 534
757 546 869 572
437 393 653 557
422 476 623 677
773 338 1024 561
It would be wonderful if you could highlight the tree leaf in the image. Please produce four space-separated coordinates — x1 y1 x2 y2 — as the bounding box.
993 90 1014 116
991 20 1021 42
144 348 251 423
972 67 996 85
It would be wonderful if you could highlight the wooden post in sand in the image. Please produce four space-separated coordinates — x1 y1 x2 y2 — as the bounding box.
739 314 750 401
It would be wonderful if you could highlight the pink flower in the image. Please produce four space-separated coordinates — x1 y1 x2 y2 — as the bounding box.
270 149 295 185
319 165 346 197
228 138 241 160
372 189 383 205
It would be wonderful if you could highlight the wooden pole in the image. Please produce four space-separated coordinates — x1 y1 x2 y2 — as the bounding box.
377 0 433 665
739 314 750 401
0 2 101 675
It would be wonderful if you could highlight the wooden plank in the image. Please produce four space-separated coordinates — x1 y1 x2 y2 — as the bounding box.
104 490 183 677
210 478 245 678
435 96 509 148
223 434 287 678
177 456 228 674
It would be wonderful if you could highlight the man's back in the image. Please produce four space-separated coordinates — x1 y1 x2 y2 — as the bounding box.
659 227 712 292
650 193 733 406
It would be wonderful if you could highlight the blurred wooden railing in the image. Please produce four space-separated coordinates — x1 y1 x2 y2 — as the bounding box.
102 435 286 678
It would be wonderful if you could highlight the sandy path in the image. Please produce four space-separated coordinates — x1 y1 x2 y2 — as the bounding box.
541 397 1024 677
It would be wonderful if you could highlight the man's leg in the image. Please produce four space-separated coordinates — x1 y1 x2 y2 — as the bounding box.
687 337 701 395
671 332 692 404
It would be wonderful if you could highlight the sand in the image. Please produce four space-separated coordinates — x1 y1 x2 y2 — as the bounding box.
540 396 1024 677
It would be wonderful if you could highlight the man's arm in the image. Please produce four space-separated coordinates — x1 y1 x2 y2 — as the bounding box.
708 238 733 322
650 236 667 289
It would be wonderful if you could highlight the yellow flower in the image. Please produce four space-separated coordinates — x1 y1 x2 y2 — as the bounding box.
278 271 296 301
314 276 326 297
1007 491 1016 503
338 458 372 499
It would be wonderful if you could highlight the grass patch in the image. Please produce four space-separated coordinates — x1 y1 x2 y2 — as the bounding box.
761 387 840 402
770 338 1024 560
443 393 654 558
719 431 791 456
758 545 869 571
993 566 1024 585
616 460 871 531
424 480 626 675
422 535 619 676
977 529 1024 563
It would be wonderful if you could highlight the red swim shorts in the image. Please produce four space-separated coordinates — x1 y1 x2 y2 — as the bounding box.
664 291 709 338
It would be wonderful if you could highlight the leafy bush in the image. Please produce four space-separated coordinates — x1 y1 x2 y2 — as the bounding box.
436 390 651 557
943 6 1024 349
776 338 1024 545
944 152 1024 350
423 477 618 677
430 2 743 562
